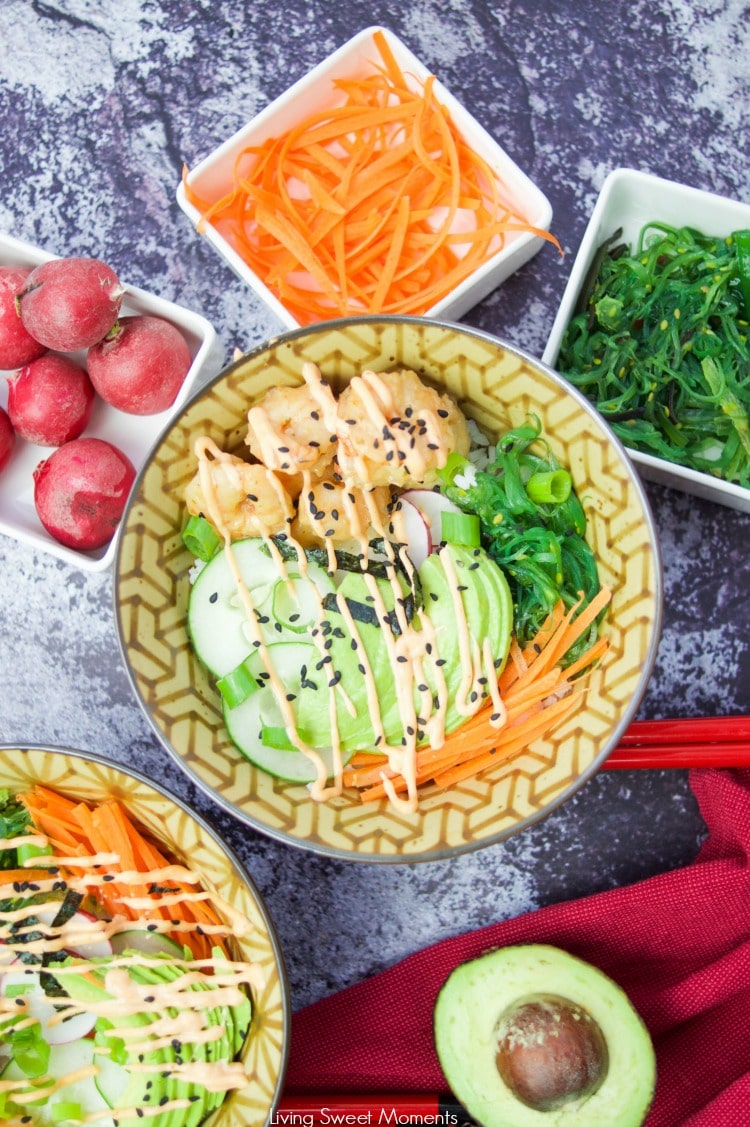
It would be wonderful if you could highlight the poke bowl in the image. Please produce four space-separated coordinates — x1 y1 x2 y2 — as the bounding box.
114 316 663 863
0 744 289 1126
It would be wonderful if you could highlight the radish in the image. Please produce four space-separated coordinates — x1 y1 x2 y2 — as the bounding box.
33 437 136 551
7 353 95 446
87 314 192 415
401 488 464 543
17 256 123 351
0 265 48 367
398 496 432 569
0 405 14 472
32 905 113 959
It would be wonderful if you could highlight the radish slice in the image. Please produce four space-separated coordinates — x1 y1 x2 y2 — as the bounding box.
33 905 113 958
0 961 96 1044
398 498 432 569
401 488 463 543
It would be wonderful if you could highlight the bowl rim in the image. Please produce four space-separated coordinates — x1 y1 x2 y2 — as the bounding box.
0 741 292 1112
113 313 664 863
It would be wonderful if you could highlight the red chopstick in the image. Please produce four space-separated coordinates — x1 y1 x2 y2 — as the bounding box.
603 715 750 770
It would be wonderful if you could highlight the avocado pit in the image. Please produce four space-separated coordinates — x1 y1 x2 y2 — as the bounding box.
495 993 608 1111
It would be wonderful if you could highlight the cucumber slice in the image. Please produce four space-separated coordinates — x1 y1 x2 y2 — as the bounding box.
224 692 353 782
221 640 354 781
109 930 185 959
187 538 335 677
271 575 321 633
93 1052 130 1109
2 1040 115 1126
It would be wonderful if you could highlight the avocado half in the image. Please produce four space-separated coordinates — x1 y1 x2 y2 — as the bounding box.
434 944 656 1127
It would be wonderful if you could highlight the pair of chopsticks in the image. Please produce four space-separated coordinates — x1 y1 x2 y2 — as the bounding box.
603 714 750 770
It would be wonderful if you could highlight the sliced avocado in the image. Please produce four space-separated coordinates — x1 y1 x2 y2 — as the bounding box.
434 944 656 1127
61 951 249 1127
304 568 406 750
418 544 513 735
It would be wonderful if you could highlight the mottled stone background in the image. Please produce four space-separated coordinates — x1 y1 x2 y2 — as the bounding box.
1 0 749 1010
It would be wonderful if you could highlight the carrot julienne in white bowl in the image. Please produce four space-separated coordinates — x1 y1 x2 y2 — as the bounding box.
178 26 556 327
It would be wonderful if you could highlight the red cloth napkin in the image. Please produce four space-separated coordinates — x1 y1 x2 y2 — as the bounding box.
285 768 750 1126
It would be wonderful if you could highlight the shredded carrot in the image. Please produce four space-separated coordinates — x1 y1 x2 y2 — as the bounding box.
182 29 561 324
342 588 612 804
19 787 227 960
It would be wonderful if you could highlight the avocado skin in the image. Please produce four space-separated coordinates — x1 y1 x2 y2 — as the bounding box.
62 950 251 1127
434 944 656 1127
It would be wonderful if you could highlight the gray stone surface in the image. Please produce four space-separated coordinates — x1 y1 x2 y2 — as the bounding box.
1 0 749 1013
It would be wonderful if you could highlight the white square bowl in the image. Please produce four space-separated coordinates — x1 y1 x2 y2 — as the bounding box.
177 25 553 328
543 168 750 513
0 232 221 571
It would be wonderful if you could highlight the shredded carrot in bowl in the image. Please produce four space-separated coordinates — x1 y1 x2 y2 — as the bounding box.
182 30 559 324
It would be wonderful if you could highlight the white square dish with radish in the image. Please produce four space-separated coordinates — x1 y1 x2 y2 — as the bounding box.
0 233 219 572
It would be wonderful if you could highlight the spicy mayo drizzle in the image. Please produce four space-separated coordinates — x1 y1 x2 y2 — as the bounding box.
0 820 264 1125
193 364 500 813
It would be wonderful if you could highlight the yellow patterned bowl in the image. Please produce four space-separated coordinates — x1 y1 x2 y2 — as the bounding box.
0 744 290 1125
114 316 662 862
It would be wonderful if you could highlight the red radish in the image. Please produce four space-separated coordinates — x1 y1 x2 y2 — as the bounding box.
7 353 95 446
32 905 113 959
87 314 191 415
401 488 463 542
398 497 432 569
33 437 136 551
0 406 14 471
0 265 48 367
17 256 123 351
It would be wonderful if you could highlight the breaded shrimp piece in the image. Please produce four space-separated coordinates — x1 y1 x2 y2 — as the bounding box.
292 479 393 549
335 368 470 489
185 446 294 540
245 366 338 480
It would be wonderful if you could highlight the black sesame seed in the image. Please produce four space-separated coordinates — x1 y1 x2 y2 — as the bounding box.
209 591 218 604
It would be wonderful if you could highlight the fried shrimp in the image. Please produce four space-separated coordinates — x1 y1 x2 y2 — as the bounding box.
335 368 470 489
245 369 338 480
293 479 393 549
185 441 294 540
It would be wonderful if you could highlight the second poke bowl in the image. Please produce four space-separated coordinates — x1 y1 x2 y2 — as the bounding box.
114 316 662 862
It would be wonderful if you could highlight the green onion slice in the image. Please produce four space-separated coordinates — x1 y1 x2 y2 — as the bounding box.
440 510 481 547
260 724 314 750
12 1026 50 1078
16 839 53 866
525 469 572 505
182 514 221 562
216 657 262 709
